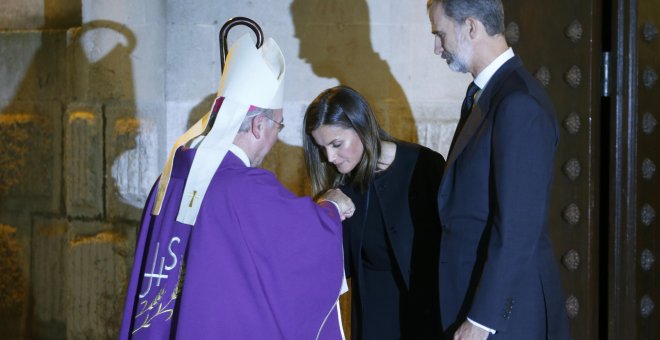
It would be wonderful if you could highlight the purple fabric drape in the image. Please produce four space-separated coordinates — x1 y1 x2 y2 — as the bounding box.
119 147 345 339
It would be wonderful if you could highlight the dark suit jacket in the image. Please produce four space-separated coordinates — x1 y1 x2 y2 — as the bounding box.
341 141 445 339
437 56 570 339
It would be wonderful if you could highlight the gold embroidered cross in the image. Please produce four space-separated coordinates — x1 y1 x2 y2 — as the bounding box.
187 190 199 207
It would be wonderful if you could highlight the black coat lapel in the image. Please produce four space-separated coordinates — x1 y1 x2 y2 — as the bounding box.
374 142 417 288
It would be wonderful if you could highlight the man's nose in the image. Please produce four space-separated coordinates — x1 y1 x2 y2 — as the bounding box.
434 36 444 55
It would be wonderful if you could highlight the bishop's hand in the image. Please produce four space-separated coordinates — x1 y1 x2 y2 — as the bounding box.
317 188 355 220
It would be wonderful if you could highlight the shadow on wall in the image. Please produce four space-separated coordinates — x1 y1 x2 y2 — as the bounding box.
289 0 422 336
62 19 141 339
196 0 421 198
71 20 145 220
0 16 140 339
290 0 418 143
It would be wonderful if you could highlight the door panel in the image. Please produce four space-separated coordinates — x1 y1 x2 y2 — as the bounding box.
609 0 660 339
501 1 602 338
634 0 659 338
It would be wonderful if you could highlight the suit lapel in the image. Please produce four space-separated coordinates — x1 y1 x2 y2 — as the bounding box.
444 103 486 169
440 57 523 209
442 56 523 173
438 103 488 214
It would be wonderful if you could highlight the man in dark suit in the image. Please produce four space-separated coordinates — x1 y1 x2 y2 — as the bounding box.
427 0 571 339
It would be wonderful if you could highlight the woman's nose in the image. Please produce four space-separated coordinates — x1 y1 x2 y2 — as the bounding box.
326 149 338 163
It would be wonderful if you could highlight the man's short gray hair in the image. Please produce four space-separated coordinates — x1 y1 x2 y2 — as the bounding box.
237 106 277 132
428 0 505 36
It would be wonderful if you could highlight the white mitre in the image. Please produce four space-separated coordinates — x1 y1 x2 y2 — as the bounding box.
152 33 285 225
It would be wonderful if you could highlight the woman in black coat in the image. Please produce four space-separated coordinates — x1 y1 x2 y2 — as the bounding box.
303 86 446 339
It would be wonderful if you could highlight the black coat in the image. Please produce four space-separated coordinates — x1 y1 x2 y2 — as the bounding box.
341 141 445 339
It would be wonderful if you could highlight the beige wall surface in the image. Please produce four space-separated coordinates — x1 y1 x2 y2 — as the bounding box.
0 0 469 338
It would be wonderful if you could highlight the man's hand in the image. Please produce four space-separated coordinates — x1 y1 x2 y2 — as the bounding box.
318 189 355 220
454 321 489 340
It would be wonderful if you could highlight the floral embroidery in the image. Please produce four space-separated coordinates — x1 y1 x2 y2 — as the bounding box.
132 261 186 334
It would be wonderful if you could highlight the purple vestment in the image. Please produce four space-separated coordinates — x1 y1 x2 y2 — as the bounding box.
119 147 345 339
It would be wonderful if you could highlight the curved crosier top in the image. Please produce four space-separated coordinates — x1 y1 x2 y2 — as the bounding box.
218 34 285 110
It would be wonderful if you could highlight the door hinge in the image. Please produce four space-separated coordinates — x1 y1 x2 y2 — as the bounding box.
602 51 611 97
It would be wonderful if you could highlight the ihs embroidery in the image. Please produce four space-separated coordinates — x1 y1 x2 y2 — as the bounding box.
133 236 186 334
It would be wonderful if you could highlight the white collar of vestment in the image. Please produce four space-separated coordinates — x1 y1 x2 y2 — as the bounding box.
474 47 514 90
229 144 251 167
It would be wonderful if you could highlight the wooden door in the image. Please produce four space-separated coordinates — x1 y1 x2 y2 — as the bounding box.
609 0 660 339
501 1 603 338
503 0 660 338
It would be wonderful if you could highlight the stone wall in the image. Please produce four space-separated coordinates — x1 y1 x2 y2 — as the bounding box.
0 0 469 338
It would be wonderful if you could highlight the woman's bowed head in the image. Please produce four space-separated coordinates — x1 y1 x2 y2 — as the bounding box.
303 86 396 196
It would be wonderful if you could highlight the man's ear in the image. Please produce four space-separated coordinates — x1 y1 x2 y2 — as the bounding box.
467 17 489 40
251 115 264 139
465 17 480 39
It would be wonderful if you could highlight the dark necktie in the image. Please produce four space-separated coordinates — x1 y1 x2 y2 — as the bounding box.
448 82 480 157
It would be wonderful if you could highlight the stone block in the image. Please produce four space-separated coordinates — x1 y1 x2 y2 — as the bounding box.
43 0 82 29
165 98 212 150
409 52 472 103
105 105 159 221
164 0 197 25
411 101 462 121
167 0 290 26
262 141 308 196
0 223 27 306
0 31 42 103
0 0 44 29
385 25 415 90
279 101 307 147
68 23 137 102
374 98 419 143
66 224 130 340
128 24 166 103
0 223 28 339
31 218 68 339
165 24 218 100
0 104 62 213
365 0 392 25
0 31 69 102
0 0 80 29
282 55 338 104
64 104 104 218
290 0 370 27
415 118 456 158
